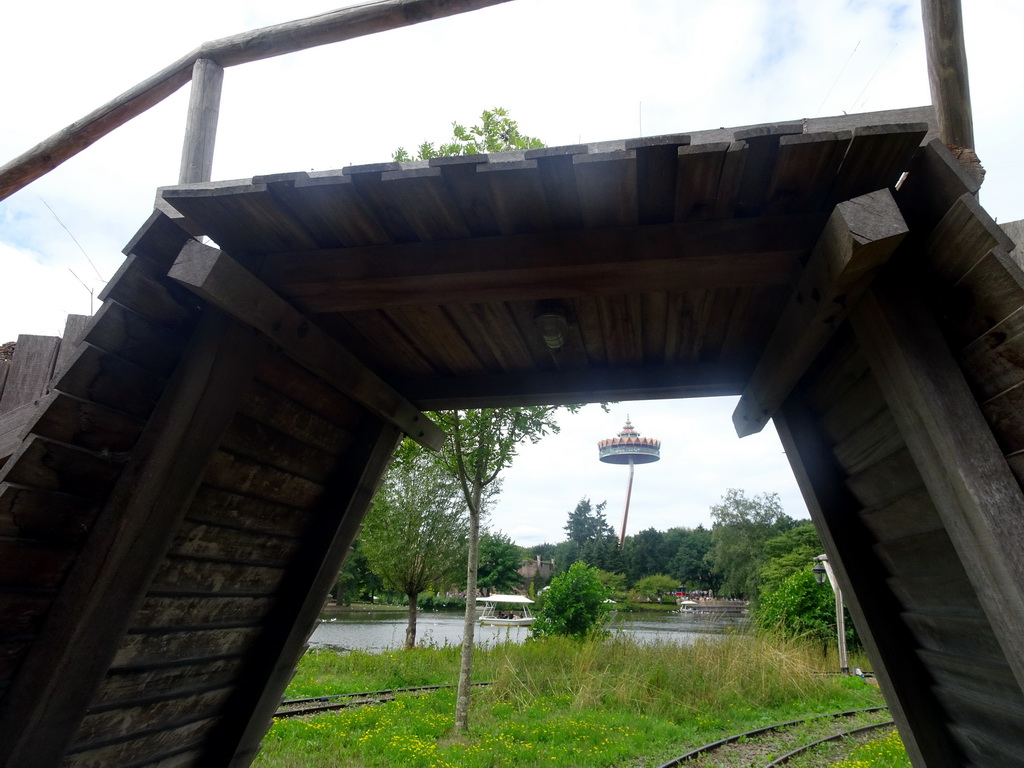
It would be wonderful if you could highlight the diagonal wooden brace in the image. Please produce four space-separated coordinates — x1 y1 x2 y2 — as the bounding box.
168 239 444 450
732 188 908 437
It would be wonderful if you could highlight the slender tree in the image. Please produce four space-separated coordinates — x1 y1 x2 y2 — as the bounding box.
395 109 577 732
432 407 575 731
361 442 468 649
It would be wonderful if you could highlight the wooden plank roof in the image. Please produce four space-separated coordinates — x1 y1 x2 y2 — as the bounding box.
157 107 935 409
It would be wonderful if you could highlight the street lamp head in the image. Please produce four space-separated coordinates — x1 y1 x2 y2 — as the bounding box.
812 562 827 585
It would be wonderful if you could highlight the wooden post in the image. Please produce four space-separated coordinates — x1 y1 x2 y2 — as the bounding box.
850 272 1024 693
179 58 223 184
921 0 974 150
775 399 961 768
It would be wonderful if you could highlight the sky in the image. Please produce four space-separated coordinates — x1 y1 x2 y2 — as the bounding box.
1 0 1020 546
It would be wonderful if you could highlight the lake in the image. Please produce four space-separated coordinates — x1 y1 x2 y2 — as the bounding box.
309 609 748 652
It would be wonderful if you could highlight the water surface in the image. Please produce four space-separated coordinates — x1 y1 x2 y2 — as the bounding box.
309 609 748 652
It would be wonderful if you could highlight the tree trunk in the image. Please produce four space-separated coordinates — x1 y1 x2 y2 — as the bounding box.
454 489 482 731
405 591 418 649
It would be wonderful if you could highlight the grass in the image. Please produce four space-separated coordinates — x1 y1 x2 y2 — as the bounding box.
830 728 912 768
254 634 898 767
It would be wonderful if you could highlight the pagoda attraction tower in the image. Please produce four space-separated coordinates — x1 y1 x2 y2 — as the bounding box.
597 418 661 547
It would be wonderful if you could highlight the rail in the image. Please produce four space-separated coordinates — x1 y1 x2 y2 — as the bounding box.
0 0 514 200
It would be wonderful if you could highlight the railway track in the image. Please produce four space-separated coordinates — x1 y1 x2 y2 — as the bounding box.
274 682 492 718
655 706 894 767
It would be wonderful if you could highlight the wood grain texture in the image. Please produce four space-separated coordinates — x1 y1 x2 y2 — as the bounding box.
775 393 960 768
178 58 223 185
257 215 822 312
0 335 60 414
733 189 907 436
0 311 262 768
168 240 443 450
851 272 1024 695
921 0 975 149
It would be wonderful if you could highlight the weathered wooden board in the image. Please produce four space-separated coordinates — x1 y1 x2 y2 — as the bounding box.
131 595 275 630
74 686 233 750
0 483 101 542
734 189 907 435
185 486 311 538
148 557 286 597
61 717 219 768
92 658 244 708
203 450 323 508
168 519 300 566
55 343 167 419
0 336 60 414
111 627 262 669
852 277 1024 693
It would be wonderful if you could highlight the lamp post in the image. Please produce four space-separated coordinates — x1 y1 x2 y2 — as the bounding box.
813 554 849 675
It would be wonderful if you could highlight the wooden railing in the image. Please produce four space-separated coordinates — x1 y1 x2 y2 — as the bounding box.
0 0 515 199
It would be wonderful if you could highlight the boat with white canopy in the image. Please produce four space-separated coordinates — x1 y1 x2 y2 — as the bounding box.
477 594 535 627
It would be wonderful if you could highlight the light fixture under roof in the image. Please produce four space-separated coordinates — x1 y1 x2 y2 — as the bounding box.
534 303 569 349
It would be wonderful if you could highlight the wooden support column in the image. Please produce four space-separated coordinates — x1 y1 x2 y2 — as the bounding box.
775 397 961 768
850 270 1024 693
206 419 402 767
0 310 262 767
179 58 223 184
921 0 974 150
168 239 444 450
733 189 907 436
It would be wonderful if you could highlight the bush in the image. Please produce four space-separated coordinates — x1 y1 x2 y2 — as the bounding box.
755 569 860 650
531 561 611 639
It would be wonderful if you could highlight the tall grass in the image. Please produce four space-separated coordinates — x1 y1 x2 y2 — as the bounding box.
258 635 885 767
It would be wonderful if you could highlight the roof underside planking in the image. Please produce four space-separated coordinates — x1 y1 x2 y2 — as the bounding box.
1 105 1024 766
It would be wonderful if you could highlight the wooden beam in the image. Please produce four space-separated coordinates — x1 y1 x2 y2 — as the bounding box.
0 0 515 202
921 0 974 150
168 240 444 450
248 214 826 312
0 310 262 767
178 58 223 185
732 189 907 437
775 396 962 768
398 362 747 410
0 335 61 414
850 270 1024 694
210 420 402 766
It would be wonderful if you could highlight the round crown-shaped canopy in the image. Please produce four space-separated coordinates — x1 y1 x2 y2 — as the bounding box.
597 418 661 465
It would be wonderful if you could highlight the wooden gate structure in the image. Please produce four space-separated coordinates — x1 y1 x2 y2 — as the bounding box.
2 2 1024 767
1 106 1023 768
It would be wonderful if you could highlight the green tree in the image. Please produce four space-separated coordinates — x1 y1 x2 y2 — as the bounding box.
758 523 822 597
361 443 468 649
665 526 718 591
754 568 859 651
593 568 627 598
477 531 524 595
333 538 381 605
632 573 679 601
531 561 611 639
563 497 612 547
707 489 797 598
622 527 671 584
393 107 544 161
434 406 576 731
